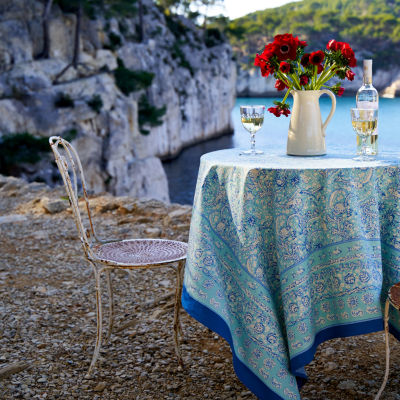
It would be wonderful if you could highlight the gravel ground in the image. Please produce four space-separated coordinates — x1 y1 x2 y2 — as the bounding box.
1 175 400 400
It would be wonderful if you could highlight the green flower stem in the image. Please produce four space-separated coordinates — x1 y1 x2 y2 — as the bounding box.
315 62 337 88
276 71 291 88
317 70 335 86
318 66 332 83
312 65 318 88
319 62 330 80
290 73 302 90
317 66 329 83
282 88 291 103
316 69 338 89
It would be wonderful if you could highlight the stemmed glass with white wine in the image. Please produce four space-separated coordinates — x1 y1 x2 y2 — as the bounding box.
350 108 378 161
240 105 265 155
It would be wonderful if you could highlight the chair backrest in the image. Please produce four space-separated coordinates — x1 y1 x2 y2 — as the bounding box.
49 136 98 258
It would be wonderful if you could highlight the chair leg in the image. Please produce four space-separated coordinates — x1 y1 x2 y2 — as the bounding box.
105 269 114 342
375 298 391 400
178 261 185 337
173 260 185 366
86 270 103 377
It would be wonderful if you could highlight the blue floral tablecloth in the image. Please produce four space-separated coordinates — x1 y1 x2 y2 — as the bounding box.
182 149 400 400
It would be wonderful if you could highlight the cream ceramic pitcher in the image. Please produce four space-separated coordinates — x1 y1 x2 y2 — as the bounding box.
287 90 336 156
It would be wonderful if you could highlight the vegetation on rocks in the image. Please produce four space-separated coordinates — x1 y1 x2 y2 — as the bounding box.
0 133 49 176
224 0 400 70
54 93 74 108
138 95 167 135
113 59 155 95
113 59 167 134
87 95 103 114
55 0 138 20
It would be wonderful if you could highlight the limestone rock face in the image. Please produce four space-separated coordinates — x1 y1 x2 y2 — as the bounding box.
0 0 236 203
119 41 236 158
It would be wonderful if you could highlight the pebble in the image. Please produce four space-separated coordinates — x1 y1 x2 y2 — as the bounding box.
322 347 335 356
40 197 68 214
93 382 107 392
325 361 338 371
337 380 356 390
168 208 190 219
0 214 27 224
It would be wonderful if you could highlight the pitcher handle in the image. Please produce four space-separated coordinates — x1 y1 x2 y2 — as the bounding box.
319 89 336 137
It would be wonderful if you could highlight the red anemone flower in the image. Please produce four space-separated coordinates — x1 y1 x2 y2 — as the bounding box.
279 61 291 74
301 53 310 67
346 70 355 81
275 79 288 91
300 75 309 86
273 33 300 61
310 51 325 65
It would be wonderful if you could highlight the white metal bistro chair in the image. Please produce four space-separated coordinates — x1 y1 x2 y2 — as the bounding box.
49 136 187 376
375 282 400 399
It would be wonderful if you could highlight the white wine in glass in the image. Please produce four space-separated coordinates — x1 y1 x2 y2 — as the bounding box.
350 108 378 161
240 105 265 155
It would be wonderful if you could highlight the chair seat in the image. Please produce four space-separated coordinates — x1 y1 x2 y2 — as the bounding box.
93 238 187 266
389 282 400 310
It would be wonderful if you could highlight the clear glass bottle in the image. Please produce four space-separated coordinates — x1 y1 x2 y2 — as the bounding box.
356 59 379 155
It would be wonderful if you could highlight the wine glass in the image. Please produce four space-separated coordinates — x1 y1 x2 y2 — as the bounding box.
240 105 265 155
350 108 378 161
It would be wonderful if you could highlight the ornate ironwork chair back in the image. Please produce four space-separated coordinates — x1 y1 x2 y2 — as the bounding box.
49 136 97 257
49 135 187 377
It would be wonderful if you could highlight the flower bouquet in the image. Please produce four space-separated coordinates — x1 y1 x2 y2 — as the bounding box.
254 34 357 117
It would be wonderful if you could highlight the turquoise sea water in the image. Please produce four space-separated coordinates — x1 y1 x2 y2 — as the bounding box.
163 96 400 204
233 96 400 153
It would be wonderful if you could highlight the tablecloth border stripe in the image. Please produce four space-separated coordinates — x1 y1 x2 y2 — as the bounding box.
182 284 400 399
182 285 295 400
290 318 384 372
290 318 400 372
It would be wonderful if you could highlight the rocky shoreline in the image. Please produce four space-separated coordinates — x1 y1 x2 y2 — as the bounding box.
0 0 236 203
1 175 400 399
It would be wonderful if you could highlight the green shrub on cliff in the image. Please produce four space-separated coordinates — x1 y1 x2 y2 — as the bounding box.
204 27 225 48
55 0 137 19
170 42 194 75
87 95 103 114
0 133 49 176
54 93 74 108
113 60 166 135
114 59 155 95
105 32 123 50
138 95 167 135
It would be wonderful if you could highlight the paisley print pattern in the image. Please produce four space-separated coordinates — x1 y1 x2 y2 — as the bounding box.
183 150 400 400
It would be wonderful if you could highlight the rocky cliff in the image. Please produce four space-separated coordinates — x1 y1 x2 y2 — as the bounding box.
0 0 236 203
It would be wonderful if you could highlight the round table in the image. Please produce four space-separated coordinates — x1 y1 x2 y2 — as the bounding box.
182 149 400 400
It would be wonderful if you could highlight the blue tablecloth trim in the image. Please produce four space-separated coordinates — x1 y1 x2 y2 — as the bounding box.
182 285 287 400
290 318 384 372
183 285 400 399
